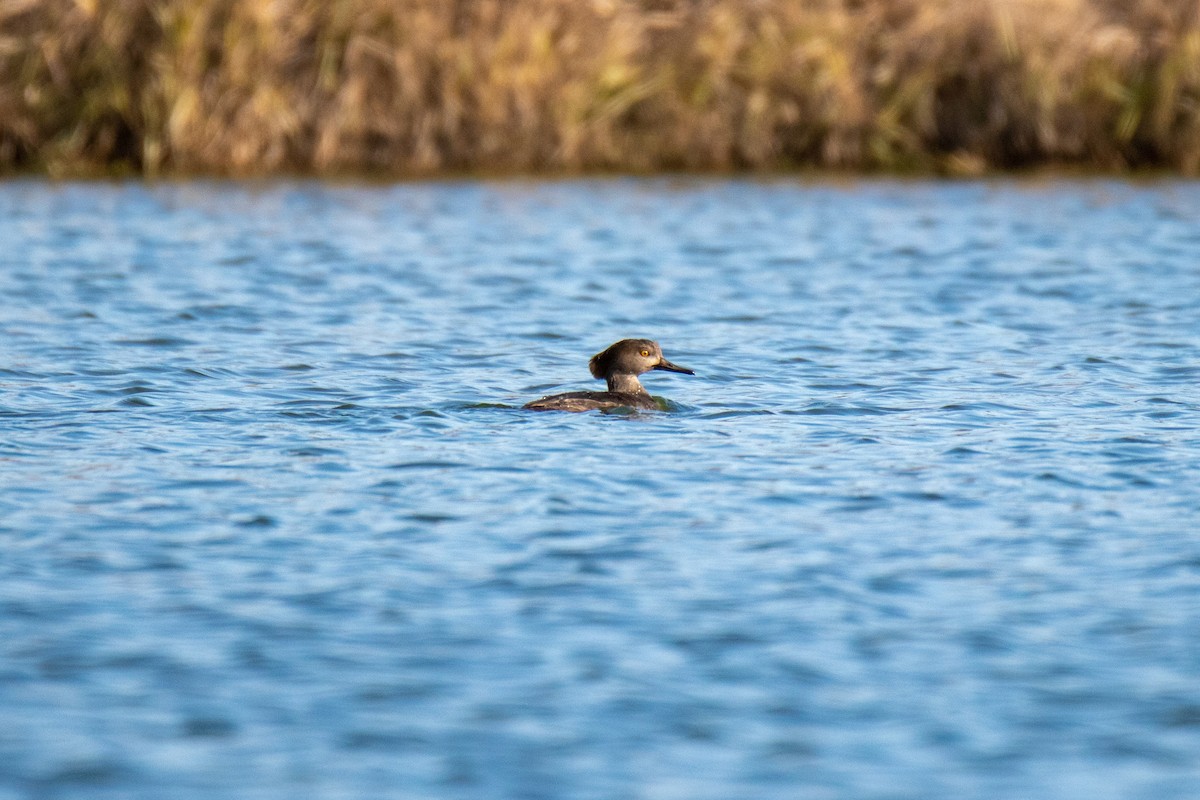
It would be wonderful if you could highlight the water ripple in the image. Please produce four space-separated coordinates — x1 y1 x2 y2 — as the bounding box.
1 178 1199 800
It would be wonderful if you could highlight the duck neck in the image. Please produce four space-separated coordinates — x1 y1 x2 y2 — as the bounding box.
606 373 648 395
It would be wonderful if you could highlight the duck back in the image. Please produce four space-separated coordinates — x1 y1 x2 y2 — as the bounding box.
523 391 659 412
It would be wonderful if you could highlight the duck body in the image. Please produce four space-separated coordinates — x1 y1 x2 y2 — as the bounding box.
523 390 662 413
523 338 693 412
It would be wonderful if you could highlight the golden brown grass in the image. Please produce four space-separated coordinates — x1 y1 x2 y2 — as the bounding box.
2 0 1199 176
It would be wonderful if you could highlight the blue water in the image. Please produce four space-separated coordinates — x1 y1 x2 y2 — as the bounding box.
2 178 1199 800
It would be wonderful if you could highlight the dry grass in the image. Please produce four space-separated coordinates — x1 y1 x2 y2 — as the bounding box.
2 0 1199 176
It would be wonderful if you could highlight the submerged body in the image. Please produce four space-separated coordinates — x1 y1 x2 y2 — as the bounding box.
524 339 694 412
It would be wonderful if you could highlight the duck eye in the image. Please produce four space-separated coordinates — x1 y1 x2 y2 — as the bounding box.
639 349 650 357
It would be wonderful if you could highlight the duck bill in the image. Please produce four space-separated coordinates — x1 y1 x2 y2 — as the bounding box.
654 358 694 375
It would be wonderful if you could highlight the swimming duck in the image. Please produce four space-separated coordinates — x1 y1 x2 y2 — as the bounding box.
523 339 694 412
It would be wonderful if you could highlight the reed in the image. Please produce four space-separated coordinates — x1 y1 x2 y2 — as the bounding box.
2 0 1198 176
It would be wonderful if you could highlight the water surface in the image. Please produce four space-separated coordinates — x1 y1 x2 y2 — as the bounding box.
2 178 1199 799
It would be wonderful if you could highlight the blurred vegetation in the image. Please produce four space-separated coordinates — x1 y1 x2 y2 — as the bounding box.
2 0 1199 176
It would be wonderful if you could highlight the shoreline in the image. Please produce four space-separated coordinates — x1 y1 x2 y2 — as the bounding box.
5 0 1199 178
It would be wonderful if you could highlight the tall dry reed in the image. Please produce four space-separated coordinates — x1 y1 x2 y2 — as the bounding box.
2 0 1198 176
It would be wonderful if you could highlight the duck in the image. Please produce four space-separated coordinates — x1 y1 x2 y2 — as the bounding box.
523 339 694 412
